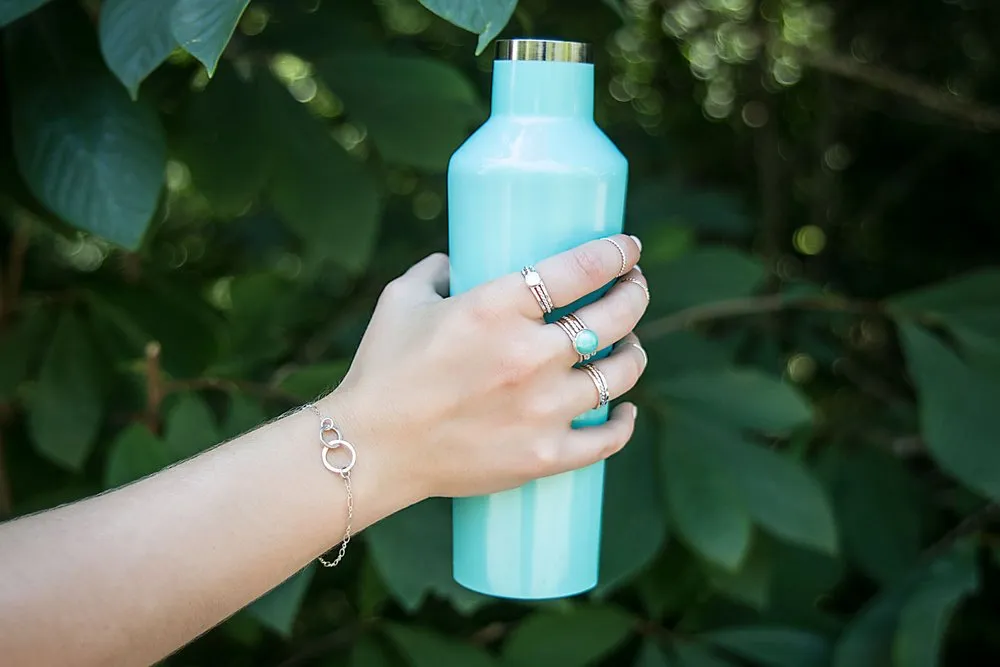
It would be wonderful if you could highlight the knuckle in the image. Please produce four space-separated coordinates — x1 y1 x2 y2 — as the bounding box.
527 440 561 473
465 293 504 327
571 247 608 284
495 344 538 388
379 278 409 304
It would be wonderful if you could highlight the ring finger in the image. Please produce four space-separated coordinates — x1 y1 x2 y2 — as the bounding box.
544 268 649 364
566 333 648 414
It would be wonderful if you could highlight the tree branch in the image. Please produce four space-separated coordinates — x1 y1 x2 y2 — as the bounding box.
638 294 881 339
798 48 1000 131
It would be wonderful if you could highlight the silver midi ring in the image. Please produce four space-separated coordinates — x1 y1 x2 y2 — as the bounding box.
554 313 601 363
602 237 628 277
630 342 648 368
580 363 610 409
619 276 650 303
521 266 554 315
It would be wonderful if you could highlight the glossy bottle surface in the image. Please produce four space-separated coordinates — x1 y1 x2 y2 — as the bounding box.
448 42 628 599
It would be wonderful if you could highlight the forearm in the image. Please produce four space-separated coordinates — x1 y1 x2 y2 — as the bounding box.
0 391 411 667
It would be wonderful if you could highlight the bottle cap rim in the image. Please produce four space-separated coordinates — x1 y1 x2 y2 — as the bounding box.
494 39 593 64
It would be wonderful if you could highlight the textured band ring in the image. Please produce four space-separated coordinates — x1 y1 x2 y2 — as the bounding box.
618 276 650 303
555 314 600 363
602 237 628 277
521 266 554 315
580 363 610 409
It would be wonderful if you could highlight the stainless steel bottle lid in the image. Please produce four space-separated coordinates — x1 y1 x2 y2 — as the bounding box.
494 39 593 64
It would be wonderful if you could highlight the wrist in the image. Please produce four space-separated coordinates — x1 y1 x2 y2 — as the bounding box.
313 387 426 522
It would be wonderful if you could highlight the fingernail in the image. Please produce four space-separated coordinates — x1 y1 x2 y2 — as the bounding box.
634 264 642 274
632 404 639 419
630 235 642 253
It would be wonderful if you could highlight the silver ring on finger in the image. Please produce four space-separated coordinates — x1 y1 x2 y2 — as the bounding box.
555 313 600 363
618 276 650 303
521 266 554 315
602 237 628 277
580 363 611 409
629 341 648 368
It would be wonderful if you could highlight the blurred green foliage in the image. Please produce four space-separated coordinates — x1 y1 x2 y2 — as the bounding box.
2 0 1000 665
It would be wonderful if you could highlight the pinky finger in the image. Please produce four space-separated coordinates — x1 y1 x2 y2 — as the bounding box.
556 402 638 473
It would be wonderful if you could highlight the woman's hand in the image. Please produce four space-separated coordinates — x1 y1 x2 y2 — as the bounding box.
325 234 649 503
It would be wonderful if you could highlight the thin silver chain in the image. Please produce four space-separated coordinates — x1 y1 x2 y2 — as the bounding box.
306 403 354 568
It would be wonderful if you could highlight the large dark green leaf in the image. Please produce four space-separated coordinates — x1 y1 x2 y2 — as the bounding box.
221 393 265 440
0 0 51 27
103 423 174 488
261 75 381 274
277 361 352 402
0 304 50 400
899 323 1000 502
171 0 249 75
351 634 397 667
643 330 733 378
828 447 923 585
416 0 518 54
636 640 674 667
892 543 979 667
5 2 166 249
246 565 315 637
174 64 267 216
26 311 104 471
642 247 766 318
502 606 635 667
99 0 176 97
891 269 1000 339
595 418 667 594
833 543 977 667
384 623 497 667
672 642 737 667
658 369 812 433
318 54 484 171
661 415 752 571
365 498 487 613
704 536 773 610
627 179 754 240
702 627 830 667
164 393 220 461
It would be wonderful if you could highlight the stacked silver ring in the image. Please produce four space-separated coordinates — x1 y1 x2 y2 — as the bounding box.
554 313 594 363
521 266 554 315
602 237 628 277
580 363 610 409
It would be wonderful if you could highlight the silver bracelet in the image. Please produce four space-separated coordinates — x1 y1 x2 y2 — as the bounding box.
305 403 356 568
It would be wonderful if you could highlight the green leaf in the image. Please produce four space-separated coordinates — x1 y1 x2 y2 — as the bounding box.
503 606 635 667
99 0 176 97
416 0 518 54
27 311 104 471
638 547 707 620
170 0 249 75
0 0 51 27
636 640 674 667
246 565 315 637
261 75 382 274
828 447 923 585
0 305 51 400
365 498 487 613
164 393 219 461
704 536 772 610
661 415 752 571
104 423 174 488
892 543 979 667
222 393 265 440
277 361 352 402
891 269 1000 338
174 63 267 216
900 323 1000 502
628 179 753 239
673 642 737 667
318 54 484 171
595 418 667 594
833 543 976 667
384 623 497 667
643 330 733 378
643 247 766 316
658 369 812 433
5 2 166 249
351 634 397 667
702 627 830 667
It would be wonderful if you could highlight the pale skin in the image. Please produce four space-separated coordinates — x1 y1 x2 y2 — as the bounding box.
0 234 649 667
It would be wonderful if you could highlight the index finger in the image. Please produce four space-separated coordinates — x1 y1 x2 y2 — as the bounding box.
484 234 642 319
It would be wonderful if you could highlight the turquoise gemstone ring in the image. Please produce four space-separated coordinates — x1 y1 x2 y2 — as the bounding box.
554 313 599 363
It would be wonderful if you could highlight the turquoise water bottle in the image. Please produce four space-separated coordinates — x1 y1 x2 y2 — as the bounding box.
447 38 628 599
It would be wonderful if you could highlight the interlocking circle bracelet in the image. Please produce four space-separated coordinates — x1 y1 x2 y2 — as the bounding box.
305 403 357 568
